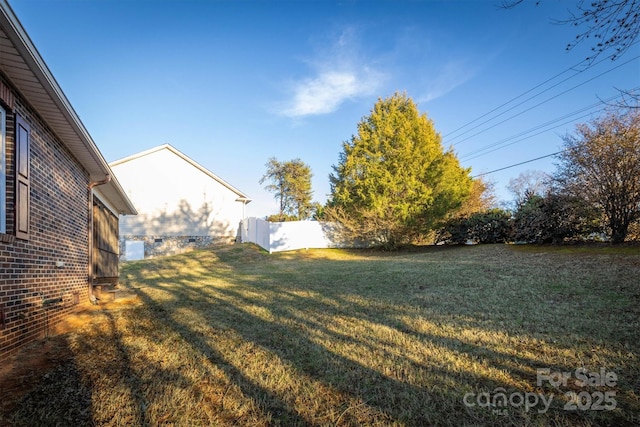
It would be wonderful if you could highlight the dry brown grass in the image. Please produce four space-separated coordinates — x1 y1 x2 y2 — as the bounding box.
1 243 639 426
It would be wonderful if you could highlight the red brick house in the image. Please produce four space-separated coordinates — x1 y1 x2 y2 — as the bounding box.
0 1 137 358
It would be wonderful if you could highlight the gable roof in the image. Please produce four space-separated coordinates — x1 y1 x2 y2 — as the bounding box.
111 144 252 203
0 0 136 215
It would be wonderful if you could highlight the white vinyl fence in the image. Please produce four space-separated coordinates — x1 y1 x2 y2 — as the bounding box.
240 217 349 253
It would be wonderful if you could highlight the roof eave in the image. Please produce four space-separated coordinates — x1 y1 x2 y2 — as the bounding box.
0 1 104 177
0 0 136 215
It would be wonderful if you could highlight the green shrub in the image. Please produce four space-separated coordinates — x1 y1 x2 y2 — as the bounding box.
511 192 602 244
440 209 512 244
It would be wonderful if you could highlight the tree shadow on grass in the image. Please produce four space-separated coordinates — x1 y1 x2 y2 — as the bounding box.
0 305 154 427
132 285 449 425
118 245 639 426
131 287 325 426
129 273 533 424
0 335 93 426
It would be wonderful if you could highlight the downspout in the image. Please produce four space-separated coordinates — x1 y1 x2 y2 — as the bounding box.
88 175 111 304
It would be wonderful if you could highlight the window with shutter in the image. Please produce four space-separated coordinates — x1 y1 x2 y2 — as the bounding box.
15 114 30 240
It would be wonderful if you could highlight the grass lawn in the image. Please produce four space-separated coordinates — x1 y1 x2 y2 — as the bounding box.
1 243 639 426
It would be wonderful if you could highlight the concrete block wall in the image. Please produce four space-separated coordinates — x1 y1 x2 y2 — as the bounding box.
119 235 235 260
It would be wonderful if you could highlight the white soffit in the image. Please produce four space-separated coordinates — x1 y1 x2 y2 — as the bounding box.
0 1 136 215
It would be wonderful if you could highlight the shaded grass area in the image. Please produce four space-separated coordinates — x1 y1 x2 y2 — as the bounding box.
2 243 639 426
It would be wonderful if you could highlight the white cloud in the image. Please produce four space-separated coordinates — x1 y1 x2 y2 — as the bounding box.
282 68 382 117
278 28 386 118
276 26 483 117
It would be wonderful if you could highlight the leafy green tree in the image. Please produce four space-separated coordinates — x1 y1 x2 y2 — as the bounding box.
555 109 640 243
284 159 314 220
260 158 286 218
260 158 314 221
327 92 472 248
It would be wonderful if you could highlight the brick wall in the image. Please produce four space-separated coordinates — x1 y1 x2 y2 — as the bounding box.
0 75 91 359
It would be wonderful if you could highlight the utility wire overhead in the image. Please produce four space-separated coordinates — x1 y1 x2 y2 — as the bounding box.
449 54 640 147
462 110 599 162
444 41 639 146
442 60 586 139
473 151 563 178
446 57 592 143
459 90 637 161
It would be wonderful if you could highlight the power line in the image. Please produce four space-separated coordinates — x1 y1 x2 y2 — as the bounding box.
442 55 605 139
449 54 640 147
443 59 589 139
444 41 639 143
460 102 602 160
462 111 595 162
467 89 638 178
459 90 637 161
473 151 563 178
447 67 592 144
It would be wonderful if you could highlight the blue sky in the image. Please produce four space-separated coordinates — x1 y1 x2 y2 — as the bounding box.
10 0 639 217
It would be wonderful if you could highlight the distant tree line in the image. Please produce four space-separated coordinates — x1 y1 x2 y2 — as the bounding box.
440 109 640 245
261 94 639 248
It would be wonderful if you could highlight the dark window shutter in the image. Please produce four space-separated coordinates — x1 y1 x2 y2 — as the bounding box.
15 115 30 240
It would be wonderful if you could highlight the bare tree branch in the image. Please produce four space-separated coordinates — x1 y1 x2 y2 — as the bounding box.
557 0 640 62
501 0 639 63
598 87 640 109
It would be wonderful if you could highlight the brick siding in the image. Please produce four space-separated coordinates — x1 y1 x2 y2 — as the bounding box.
0 75 91 359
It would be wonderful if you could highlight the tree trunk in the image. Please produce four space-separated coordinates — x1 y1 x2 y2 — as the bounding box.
610 223 629 244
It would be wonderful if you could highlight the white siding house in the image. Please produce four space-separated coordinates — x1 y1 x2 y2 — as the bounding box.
111 144 251 259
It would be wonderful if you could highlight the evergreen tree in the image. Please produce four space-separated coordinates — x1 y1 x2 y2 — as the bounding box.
328 92 472 248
